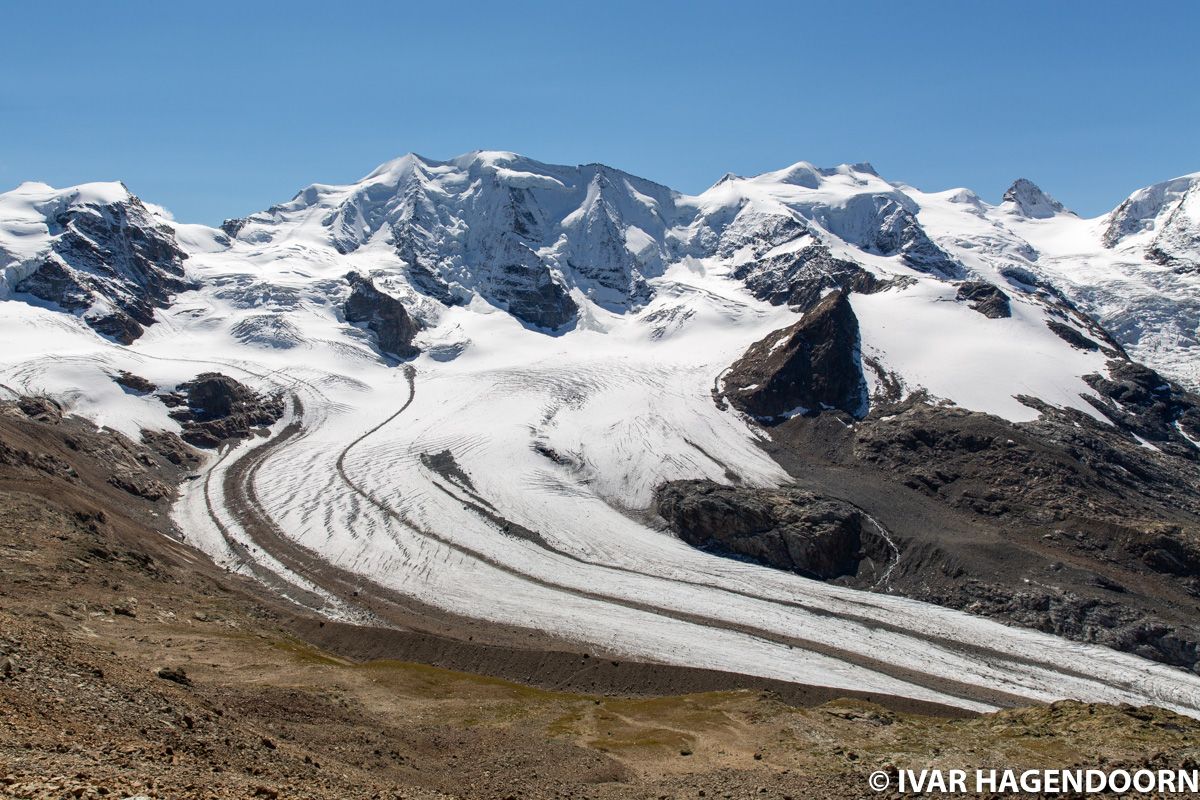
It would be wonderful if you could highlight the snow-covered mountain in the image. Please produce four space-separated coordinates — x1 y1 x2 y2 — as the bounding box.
908 171 1200 389
3 151 1200 717
7 151 1194 391
218 152 684 328
0 181 195 343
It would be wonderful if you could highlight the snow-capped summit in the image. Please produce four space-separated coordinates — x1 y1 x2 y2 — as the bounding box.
684 161 963 277
0 180 193 343
222 151 683 328
1000 178 1069 219
1103 172 1200 265
3 151 1199 391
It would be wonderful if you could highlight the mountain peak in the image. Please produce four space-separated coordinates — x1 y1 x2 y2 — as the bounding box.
1002 178 1068 219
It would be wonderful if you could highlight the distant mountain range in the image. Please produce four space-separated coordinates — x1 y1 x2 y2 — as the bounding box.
2 151 1200 715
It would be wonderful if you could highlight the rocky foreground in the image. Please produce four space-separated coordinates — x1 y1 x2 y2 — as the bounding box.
0 398 1197 800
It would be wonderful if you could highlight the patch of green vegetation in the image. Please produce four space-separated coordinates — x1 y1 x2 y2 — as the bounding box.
266 636 352 667
357 658 579 702
587 729 695 752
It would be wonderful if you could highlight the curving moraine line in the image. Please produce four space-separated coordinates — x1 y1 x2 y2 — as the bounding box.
219 366 1200 714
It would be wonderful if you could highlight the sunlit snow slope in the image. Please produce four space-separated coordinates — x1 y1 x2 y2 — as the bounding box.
3 153 1200 716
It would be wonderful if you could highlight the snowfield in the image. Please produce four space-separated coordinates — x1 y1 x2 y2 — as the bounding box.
3 152 1200 716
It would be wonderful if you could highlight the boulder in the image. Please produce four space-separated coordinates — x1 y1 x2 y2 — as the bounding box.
656 480 875 580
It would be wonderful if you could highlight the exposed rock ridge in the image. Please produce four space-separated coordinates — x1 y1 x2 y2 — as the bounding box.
731 242 892 311
343 273 423 358
722 291 868 420
14 193 194 343
162 373 285 448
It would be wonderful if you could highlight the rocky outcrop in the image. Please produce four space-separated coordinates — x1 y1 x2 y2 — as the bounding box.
486 239 579 330
1083 360 1200 460
165 373 285 448
731 242 890 311
14 193 194 343
114 371 156 394
656 480 885 581
219 217 247 238
850 195 963 278
755 397 1200 669
16 396 63 424
140 429 200 468
955 281 1011 318
343 273 422 359
723 291 868 420
1046 319 1101 351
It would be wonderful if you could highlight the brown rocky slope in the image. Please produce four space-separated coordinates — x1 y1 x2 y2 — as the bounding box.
3 398 1199 799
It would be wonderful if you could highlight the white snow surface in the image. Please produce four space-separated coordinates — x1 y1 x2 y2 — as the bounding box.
3 153 1200 715
909 172 1200 389
0 180 141 296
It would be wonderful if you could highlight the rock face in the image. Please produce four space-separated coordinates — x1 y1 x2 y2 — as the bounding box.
857 195 963 278
343 273 422 359
1083 360 1200 460
12 190 194 343
165 373 285 448
723 291 868 420
1046 319 1101 351
656 480 882 581
479 239 578 330
731 242 890 310
955 281 1011 318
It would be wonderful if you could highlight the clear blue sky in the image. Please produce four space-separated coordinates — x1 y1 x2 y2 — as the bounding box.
3 1 1196 224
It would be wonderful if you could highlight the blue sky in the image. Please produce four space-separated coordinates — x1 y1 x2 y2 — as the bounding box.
3 1 1196 224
